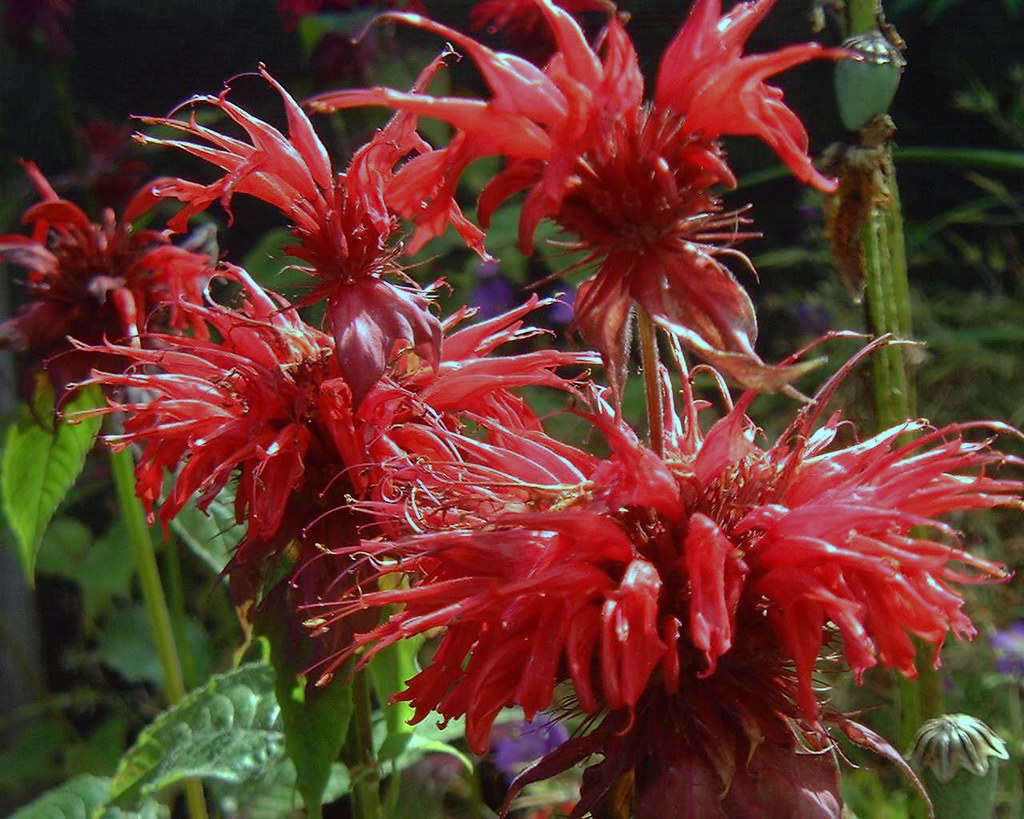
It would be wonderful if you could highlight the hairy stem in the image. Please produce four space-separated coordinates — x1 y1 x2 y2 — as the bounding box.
109 446 208 819
637 307 664 457
841 4 939 815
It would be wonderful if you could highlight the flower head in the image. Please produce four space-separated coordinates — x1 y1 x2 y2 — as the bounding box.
310 0 840 392
311 350 1019 814
133 64 482 403
0 161 214 398
908 714 1009 783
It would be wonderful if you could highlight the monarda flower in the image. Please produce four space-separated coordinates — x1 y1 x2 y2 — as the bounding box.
132 63 476 403
310 0 840 393
82 270 591 596
469 0 613 63
311 355 1019 816
0 161 213 398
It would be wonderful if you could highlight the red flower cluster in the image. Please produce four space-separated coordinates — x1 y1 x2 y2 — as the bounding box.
82 264 592 596
133 64 478 403
0 161 213 397
6 2 1014 817
311 356 1018 814
310 0 841 393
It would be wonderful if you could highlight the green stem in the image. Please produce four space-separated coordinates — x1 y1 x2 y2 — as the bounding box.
637 308 664 458
848 0 881 35
347 670 382 819
893 147 1024 174
165 536 198 691
109 447 209 819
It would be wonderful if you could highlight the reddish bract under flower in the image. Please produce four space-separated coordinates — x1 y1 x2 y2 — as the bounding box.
133 65 482 403
310 0 841 393
0 161 213 398
312 353 1019 815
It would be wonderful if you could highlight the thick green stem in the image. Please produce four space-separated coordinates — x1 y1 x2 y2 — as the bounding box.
848 0 881 35
347 671 382 819
109 447 208 819
841 7 939 812
637 308 664 458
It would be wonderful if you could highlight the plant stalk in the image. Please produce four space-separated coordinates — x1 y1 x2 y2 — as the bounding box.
637 307 664 457
842 2 940 813
347 670 383 819
109 446 208 819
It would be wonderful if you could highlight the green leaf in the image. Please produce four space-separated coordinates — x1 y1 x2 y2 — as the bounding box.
109 663 283 808
258 587 353 817
211 759 350 819
170 493 244 575
367 638 419 737
241 227 309 300
36 518 135 620
96 605 212 687
1 380 103 580
9 775 112 819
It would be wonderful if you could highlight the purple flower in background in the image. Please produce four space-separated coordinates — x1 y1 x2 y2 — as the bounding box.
491 715 570 780
469 261 518 319
547 286 576 326
991 621 1024 678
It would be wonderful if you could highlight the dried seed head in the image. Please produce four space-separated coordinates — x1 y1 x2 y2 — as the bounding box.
907 714 1009 783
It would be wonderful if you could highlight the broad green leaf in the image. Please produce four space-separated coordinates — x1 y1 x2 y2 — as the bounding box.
9 775 111 819
95 802 170 819
0 716 72 794
170 493 244 575
96 605 212 687
36 518 135 620
367 638 419 737
109 663 283 808
211 759 350 819
259 586 353 817
377 731 473 774
1 380 103 580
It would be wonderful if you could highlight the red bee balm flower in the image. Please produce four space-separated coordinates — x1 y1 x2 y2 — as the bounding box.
133 64 479 403
0 161 213 397
310 0 841 392
313 357 1019 816
469 0 613 63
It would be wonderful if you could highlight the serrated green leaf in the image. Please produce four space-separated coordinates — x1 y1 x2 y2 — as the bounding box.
259 586 353 817
211 759 350 819
170 493 243 575
8 775 111 819
109 663 283 808
1 380 103 581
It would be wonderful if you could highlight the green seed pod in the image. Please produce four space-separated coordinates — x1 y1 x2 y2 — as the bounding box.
835 31 905 131
907 713 1010 819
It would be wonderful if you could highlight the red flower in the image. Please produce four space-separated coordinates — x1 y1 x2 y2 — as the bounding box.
310 0 840 392
311 352 1018 815
82 274 591 583
133 64 478 403
469 0 613 63
81 267 352 547
0 161 214 398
